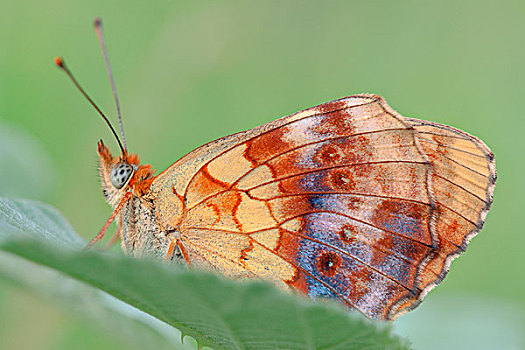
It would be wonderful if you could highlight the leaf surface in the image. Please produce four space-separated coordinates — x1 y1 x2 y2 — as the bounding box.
0 197 408 350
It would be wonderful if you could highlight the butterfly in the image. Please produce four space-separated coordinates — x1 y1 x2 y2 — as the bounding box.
56 19 496 321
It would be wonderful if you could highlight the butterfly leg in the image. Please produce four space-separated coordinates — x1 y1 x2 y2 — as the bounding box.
165 237 191 267
104 226 121 249
85 192 132 250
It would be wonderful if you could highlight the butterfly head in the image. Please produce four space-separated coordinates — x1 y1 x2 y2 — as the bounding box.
97 140 155 207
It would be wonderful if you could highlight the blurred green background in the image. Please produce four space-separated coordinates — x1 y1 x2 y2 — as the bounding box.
1 0 524 349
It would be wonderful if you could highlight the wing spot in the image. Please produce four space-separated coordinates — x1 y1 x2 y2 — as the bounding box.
317 251 342 277
314 145 342 165
339 224 359 244
347 197 363 210
329 169 356 190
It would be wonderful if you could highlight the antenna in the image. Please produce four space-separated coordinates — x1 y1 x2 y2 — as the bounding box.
94 17 127 151
54 56 126 155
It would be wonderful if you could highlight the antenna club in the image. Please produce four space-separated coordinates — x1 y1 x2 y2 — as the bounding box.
54 56 64 68
94 17 102 28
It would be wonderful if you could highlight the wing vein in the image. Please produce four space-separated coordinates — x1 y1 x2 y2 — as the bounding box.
434 174 487 203
181 238 260 279
263 191 430 205
417 137 487 159
247 160 428 192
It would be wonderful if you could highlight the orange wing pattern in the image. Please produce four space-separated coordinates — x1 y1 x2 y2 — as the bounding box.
149 95 495 320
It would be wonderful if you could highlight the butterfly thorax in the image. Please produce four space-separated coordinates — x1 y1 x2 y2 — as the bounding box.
117 194 173 258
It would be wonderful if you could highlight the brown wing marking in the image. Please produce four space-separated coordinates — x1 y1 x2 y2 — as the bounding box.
184 98 397 208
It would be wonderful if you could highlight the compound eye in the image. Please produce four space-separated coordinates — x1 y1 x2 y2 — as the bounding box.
110 163 133 189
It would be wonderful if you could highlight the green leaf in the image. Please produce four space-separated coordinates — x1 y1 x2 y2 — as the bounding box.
0 197 193 349
0 197 408 350
0 253 192 350
0 197 81 247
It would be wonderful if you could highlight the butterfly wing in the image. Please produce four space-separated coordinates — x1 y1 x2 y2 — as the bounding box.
150 95 495 320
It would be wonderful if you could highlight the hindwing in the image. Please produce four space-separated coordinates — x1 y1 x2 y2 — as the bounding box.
150 95 495 320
